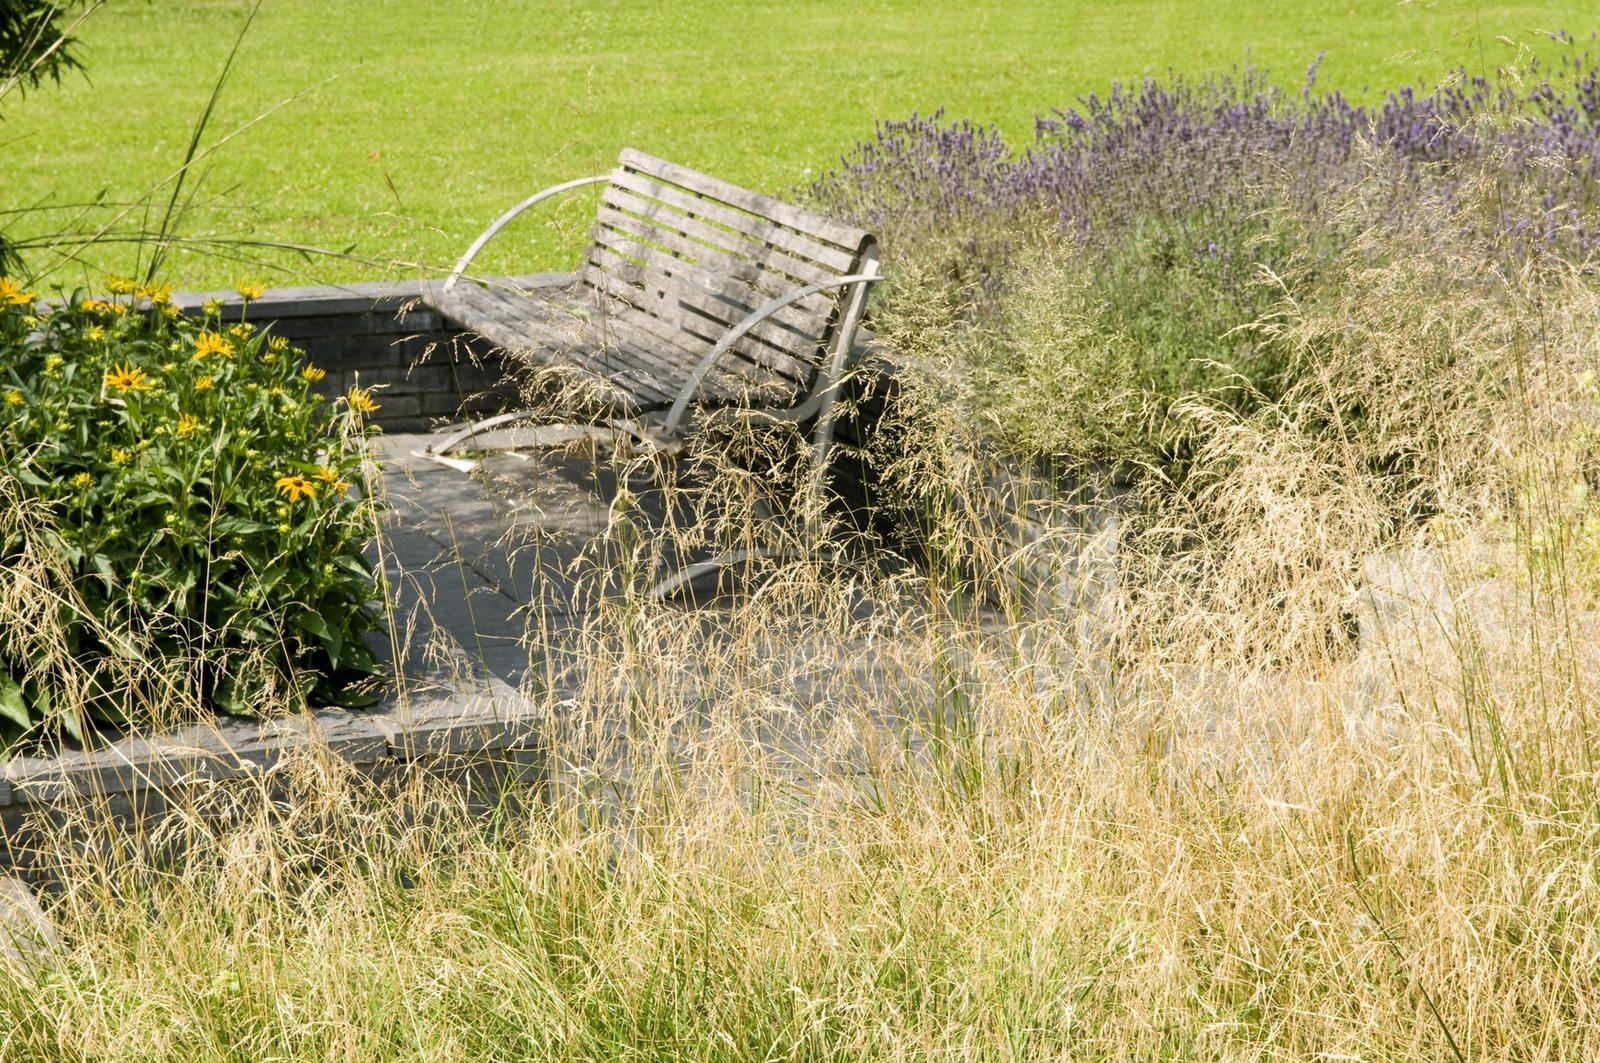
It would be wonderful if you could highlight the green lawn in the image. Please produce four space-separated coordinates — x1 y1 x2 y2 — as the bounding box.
6 0 1595 288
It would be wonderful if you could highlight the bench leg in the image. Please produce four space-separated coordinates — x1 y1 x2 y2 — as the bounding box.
647 544 847 602
415 411 658 472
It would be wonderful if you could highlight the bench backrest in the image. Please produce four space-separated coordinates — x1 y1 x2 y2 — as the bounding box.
577 149 876 401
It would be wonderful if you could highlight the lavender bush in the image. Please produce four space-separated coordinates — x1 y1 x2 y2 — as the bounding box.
810 40 1600 473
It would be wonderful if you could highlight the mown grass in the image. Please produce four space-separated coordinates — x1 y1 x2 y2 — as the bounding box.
5 0 1594 287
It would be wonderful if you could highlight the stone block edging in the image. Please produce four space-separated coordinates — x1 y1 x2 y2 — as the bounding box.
0 678 542 816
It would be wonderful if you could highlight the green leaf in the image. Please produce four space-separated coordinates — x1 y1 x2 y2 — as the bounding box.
0 675 32 731
59 703 83 743
299 610 342 667
89 553 116 585
213 516 269 537
335 553 374 579
254 564 288 595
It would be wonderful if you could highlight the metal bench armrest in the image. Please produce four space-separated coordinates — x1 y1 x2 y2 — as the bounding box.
662 271 885 437
442 174 611 293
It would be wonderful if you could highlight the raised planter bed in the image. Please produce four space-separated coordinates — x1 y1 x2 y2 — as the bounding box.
0 274 904 881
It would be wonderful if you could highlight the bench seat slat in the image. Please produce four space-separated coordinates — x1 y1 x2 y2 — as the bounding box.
596 288 811 396
579 252 812 377
442 283 675 409
581 238 824 360
602 301 800 399
441 283 787 410
582 245 822 356
426 149 876 428
578 261 810 387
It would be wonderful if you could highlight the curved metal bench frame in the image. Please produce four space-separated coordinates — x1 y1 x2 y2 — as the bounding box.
440 174 612 295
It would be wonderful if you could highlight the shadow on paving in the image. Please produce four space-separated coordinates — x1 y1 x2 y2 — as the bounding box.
368 431 788 692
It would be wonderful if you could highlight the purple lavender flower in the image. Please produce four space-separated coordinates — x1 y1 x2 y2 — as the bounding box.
809 39 1600 271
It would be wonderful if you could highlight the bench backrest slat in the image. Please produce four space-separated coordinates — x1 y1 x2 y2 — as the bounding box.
618 148 869 254
577 150 874 397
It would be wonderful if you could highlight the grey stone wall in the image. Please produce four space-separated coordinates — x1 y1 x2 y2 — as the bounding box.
171 277 566 432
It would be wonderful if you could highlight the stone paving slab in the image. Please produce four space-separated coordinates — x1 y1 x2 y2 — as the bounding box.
374 433 694 625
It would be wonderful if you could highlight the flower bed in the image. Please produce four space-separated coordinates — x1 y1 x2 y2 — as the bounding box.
0 279 384 744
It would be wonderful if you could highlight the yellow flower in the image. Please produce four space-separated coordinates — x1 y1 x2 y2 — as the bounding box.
3 390 22 407
229 323 254 339
314 464 352 493
236 279 266 302
267 335 290 353
70 471 93 490
81 299 111 315
274 474 317 503
85 325 106 342
0 278 35 306
160 302 180 320
194 375 213 392
138 283 173 305
346 386 380 414
44 355 63 373
193 331 234 360
104 362 150 394
111 448 132 466
202 298 223 316
160 361 178 373
176 413 200 437
106 275 136 295
108 302 128 317
301 364 327 383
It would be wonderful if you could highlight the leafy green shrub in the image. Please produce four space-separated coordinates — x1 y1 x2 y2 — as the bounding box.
0 2 84 102
0 276 384 739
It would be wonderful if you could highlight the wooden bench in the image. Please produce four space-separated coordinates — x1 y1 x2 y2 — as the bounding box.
421 149 882 473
